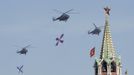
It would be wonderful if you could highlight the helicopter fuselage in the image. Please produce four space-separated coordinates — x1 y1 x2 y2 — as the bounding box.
17 48 28 55
89 28 101 35
56 13 70 21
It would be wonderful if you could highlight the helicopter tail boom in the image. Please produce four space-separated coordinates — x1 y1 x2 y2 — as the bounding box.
16 51 20 53
53 17 57 21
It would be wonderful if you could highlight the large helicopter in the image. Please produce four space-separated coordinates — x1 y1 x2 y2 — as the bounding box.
56 34 64 46
53 9 75 22
16 45 31 55
17 65 23 74
88 23 103 35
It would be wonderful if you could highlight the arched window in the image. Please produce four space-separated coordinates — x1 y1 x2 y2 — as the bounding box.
102 61 107 72
94 62 98 75
111 61 116 72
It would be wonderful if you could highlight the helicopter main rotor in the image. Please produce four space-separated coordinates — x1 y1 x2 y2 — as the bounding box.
53 9 76 14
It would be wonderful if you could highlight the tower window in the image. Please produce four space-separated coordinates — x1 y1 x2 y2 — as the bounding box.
94 62 98 75
111 61 116 72
102 61 107 72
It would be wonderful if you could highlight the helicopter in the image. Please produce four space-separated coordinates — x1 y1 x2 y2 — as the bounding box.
56 34 64 46
88 23 103 35
16 45 31 55
17 65 23 74
53 9 74 22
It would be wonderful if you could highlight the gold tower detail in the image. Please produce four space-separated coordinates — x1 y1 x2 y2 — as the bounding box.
94 7 122 75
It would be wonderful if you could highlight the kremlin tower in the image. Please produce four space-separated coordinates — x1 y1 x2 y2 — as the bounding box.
94 7 122 75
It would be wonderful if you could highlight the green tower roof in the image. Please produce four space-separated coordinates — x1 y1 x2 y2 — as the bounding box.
99 7 121 63
100 14 115 59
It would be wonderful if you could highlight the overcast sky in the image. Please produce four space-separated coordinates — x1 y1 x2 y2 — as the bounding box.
0 0 133 75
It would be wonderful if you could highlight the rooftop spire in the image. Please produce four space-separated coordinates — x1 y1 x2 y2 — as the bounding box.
100 7 116 59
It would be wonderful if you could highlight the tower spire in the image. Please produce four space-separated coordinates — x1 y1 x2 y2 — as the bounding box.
100 7 116 59
94 6 122 75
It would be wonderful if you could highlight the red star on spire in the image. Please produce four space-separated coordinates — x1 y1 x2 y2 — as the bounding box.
104 7 110 15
